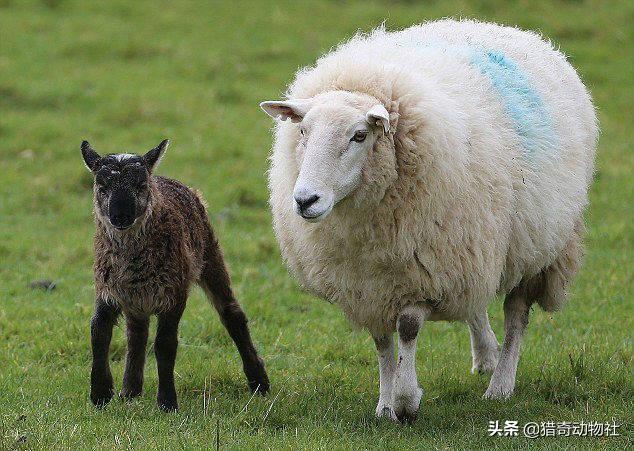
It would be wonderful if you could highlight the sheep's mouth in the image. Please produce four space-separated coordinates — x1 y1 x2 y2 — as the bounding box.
297 204 333 223
300 212 324 221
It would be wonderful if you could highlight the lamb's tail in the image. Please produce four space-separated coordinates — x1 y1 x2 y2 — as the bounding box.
198 233 270 394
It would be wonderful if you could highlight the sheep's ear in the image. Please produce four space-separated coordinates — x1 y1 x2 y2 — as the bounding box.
144 139 169 172
259 99 313 123
366 104 390 133
81 140 102 172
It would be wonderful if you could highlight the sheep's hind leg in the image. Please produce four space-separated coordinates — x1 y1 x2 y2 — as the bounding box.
392 304 430 423
120 314 149 399
468 309 499 375
373 334 397 421
484 288 530 400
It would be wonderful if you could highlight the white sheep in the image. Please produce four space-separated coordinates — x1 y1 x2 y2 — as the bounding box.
260 19 597 422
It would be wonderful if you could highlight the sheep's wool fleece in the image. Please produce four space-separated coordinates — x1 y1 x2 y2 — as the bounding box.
268 20 597 336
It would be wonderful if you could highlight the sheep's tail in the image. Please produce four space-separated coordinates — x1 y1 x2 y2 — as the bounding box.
198 232 270 394
522 217 585 312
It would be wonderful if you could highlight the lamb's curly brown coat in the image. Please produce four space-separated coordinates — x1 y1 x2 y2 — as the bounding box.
86 151 269 411
94 177 211 316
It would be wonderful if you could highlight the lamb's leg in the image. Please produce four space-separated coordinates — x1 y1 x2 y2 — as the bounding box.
468 309 499 375
373 334 397 421
392 304 430 423
120 315 149 399
90 299 120 407
199 236 269 394
155 302 185 412
484 289 530 399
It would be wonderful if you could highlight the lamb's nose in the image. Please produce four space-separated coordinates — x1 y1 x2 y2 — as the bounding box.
110 212 134 229
294 194 320 212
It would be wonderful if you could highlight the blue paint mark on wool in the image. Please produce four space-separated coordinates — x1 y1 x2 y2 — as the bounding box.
394 36 555 154
468 49 554 154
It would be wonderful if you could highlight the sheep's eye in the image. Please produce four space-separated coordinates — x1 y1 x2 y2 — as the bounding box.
351 131 368 143
98 186 108 195
299 128 305 136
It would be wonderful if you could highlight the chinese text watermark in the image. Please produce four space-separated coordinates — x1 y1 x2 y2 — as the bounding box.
488 420 621 438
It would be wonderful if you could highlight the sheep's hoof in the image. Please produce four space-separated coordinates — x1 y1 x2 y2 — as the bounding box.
471 342 500 374
375 404 398 422
483 383 514 400
393 387 423 424
471 353 499 375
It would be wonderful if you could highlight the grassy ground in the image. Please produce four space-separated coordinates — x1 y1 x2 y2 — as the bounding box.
0 0 632 449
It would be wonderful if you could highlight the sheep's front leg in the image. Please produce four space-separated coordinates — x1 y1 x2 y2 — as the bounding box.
468 309 499 375
392 304 430 423
120 315 149 399
90 299 120 407
484 289 530 399
373 334 397 421
155 302 185 412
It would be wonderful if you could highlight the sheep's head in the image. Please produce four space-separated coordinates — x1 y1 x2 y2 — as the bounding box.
261 91 390 222
81 139 169 231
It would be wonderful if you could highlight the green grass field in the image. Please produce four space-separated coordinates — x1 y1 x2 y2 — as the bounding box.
0 0 632 449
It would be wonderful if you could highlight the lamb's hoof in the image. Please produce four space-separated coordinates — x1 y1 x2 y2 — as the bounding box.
157 394 178 412
246 357 270 395
90 386 114 408
119 387 142 400
393 387 423 424
91 369 115 408
375 404 398 422
483 383 514 400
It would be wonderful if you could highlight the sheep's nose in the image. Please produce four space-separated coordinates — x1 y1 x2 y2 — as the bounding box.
294 194 320 212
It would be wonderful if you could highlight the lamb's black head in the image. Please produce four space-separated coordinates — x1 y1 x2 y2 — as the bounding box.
81 140 169 230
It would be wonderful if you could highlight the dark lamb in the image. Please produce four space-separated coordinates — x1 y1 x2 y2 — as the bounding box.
81 139 269 411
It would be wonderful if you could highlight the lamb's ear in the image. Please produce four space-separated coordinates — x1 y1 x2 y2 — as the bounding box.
259 99 313 123
144 139 169 172
366 104 390 133
81 140 101 172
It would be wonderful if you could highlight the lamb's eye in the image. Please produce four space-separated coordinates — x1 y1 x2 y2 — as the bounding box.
299 128 305 136
351 131 368 143
98 186 108 196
